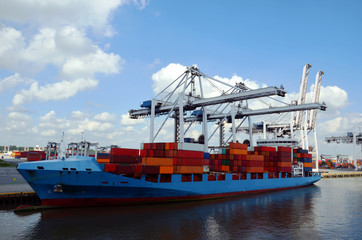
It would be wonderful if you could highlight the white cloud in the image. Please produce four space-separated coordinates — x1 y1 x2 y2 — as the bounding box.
41 129 58 137
39 110 57 122
1 10 125 108
13 78 98 105
62 50 122 78
0 1 151 146
94 112 116 122
0 24 124 107
151 63 187 94
318 113 362 136
0 0 121 37
0 73 34 93
35 110 118 143
71 111 89 120
8 112 31 121
120 113 146 125
319 85 348 112
0 24 25 70
0 1 149 37
0 25 124 76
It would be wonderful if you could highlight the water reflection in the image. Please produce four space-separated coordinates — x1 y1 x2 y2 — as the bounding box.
17 185 323 240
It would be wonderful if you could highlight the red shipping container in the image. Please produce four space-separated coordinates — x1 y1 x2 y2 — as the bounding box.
277 151 291 157
110 148 139 156
203 159 210 165
117 165 135 175
104 163 118 173
142 165 160 174
278 167 292 173
27 152 42 161
278 146 291 152
246 167 264 173
301 153 313 158
135 165 142 173
245 161 264 167
174 158 203 166
278 162 292 167
277 156 291 162
111 155 140 164
177 150 204 159
140 150 147 157
209 165 215 171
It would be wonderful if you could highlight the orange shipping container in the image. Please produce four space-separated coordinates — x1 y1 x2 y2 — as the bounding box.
97 159 110 163
245 167 264 173
278 162 292 167
175 166 203 174
246 155 264 161
143 157 173 166
304 162 313 168
160 166 174 174
229 142 248 150
229 149 248 155
221 165 230 172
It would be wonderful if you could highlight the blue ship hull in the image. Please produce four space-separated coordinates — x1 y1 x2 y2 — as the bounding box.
17 156 321 207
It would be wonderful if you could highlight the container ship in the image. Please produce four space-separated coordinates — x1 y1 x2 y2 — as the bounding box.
17 142 321 207
17 65 325 207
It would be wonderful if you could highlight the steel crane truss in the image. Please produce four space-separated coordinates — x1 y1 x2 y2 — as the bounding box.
129 86 286 119
128 66 327 147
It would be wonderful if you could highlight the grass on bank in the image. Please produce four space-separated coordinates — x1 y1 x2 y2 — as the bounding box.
0 159 16 167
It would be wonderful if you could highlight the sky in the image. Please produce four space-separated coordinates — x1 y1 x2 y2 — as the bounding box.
0 0 361 157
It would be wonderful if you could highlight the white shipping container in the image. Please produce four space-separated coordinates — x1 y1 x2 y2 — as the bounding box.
178 142 205 151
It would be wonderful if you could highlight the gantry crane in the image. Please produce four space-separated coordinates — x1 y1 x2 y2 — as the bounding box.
129 66 326 154
234 64 324 171
325 123 362 169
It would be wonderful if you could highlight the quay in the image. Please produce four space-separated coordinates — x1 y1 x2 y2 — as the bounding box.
0 191 40 207
321 171 362 178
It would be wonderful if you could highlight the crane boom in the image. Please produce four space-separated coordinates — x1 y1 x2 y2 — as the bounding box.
308 71 324 129
129 86 286 119
184 103 326 122
295 64 311 128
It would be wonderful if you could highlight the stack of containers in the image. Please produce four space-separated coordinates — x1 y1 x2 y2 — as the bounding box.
97 153 111 163
227 142 247 173
277 146 292 173
27 151 46 162
174 142 204 174
209 142 248 173
12 152 21 158
209 153 222 172
254 146 277 173
140 142 204 174
141 143 174 174
20 151 29 158
245 152 264 173
110 148 139 164
300 152 313 173
102 148 141 175
293 148 313 172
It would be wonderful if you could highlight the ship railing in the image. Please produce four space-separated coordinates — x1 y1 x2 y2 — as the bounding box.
66 141 98 159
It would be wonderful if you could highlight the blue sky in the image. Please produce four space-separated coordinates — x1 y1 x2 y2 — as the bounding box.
0 0 361 157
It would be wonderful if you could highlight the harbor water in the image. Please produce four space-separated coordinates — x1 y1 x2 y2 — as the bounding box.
1 177 362 240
